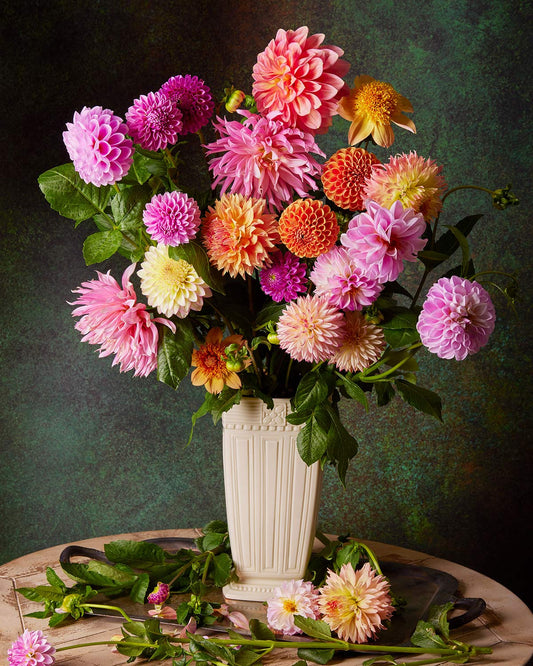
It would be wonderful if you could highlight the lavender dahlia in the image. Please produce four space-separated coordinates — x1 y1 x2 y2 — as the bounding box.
125 91 183 151
8 629 55 666
160 74 214 134
259 251 307 302
143 191 201 246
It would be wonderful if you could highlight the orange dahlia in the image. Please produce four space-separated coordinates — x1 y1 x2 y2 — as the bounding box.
322 148 381 211
338 75 416 148
278 199 339 258
202 194 278 278
191 328 246 394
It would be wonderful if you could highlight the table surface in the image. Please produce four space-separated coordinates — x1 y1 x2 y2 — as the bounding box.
1 528 532 665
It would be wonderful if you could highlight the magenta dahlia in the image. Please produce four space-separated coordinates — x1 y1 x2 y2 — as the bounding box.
8 629 55 666
63 106 133 186
125 91 183 150
417 276 496 360
259 251 308 302
143 191 201 246
160 74 214 134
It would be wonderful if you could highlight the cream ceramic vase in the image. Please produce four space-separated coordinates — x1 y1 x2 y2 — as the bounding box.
221 397 323 601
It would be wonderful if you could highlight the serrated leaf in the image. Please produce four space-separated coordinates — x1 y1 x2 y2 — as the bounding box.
212 553 233 587
48 612 68 627
297 412 329 465
297 648 336 664
410 620 449 649
395 379 442 421
157 320 195 390
111 185 152 234
45 567 66 591
202 519 228 534
201 532 225 551
235 647 264 665
362 656 398 665
335 373 368 410
16 585 64 603
82 229 123 265
294 371 329 413
104 540 166 565
293 616 332 640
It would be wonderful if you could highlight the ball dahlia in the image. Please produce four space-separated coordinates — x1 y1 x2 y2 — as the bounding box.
259 250 308 303
160 74 214 135
143 191 201 246
125 91 183 150
278 198 339 258
266 579 320 636
331 311 386 372
322 147 381 211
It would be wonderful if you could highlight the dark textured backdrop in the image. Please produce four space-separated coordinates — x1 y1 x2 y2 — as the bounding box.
1 0 532 609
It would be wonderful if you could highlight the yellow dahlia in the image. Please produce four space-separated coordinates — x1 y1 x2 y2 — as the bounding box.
338 75 416 148
331 311 385 373
138 244 211 318
202 193 278 278
322 148 381 211
191 328 245 394
278 198 339 258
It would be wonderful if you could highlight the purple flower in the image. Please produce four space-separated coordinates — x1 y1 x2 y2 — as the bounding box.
259 251 307 302
147 581 170 605
63 106 133 186
143 191 201 246
8 629 55 666
125 91 183 151
160 74 214 135
417 276 496 360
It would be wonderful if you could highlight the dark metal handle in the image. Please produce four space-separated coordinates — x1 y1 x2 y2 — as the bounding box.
448 597 486 629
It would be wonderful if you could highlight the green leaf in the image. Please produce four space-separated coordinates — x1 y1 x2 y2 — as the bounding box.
293 616 332 640
111 184 152 234
210 388 242 424
425 602 454 638
418 250 450 263
45 567 66 591
335 542 362 571
157 320 195 390
335 373 368 410
410 620 449 649
374 381 395 406
130 573 150 604
297 648 336 664
381 310 420 348
434 214 483 259
212 553 233 587
235 647 264 665
325 408 358 486
254 302 286 328
82 229 123 265
249 618 275 640
38 163 112 222
188 392 219 446
201 532 225 551
294 370 329 413
383 350 419 373
395 379 442 421
297 412 329 465
203 519 228 534
445 225 471 277
48 612 69 627
104 540 166 566
16 585 64 603
169 241 225 293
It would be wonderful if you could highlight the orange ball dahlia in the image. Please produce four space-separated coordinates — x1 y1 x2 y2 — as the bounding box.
278 198 339 258
322 148 381 211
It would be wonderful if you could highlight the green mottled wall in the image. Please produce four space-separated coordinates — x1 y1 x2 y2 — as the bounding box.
1 0 531 608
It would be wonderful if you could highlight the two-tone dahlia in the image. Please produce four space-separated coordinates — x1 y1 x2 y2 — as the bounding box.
341 200 426 282
125 91 183 150
160 74 214 134
310 246 383 311
205 112 324 213
143 191 201 246
417 276 496 360
138 244 211 318
191 328 246 394
63 106 133 186
202 193 278 278
259 251 308 303
338 75 416 148
365 152 447 222
277 294 345 363
322 148 381 211
331 311 386 373
70 264 175 378
8 629 56 666
266 579 320 636
278 198 339 258
253 26 350 135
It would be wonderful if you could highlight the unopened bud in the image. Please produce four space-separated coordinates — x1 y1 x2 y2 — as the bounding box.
491 184 519 210
225 89 246 113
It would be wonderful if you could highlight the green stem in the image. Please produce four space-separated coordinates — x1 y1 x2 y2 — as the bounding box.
81 603 132 622
244 340 263 388
441 184 493 205
284 357 294 391
411 266 431 308
361 344 422 382
359 543 384 576
164 148 177 169
201 551 213 585
208 301 236 335
113 183 120 194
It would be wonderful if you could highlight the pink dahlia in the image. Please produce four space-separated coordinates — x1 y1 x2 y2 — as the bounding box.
205 111 324 213
259 251 307 302
417 276 496 360
70 264 176 377
331 311 386 373
266 579 320 636
341 200 427 282
310 246 383 311
277 294 345 363
8 629 55 666
160 74 214 134
125 91 183 150
143 191 201 246
63 106 133 186
252 26 350 135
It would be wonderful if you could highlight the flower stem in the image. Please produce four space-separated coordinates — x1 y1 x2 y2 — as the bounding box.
441 184 493 205
81 603 132 622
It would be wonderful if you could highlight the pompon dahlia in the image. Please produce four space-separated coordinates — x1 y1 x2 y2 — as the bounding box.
259 250 307 303
138 244 211 318
191 327 246 394
331 311 385 372
341 200 426 282
322 148 381 211
125 91 183 150
277 294 345 363
417 276 496 360
310 246 383 311
202 193 278 278
266 579 320 636
338 75 416 148
8 629 56 666
252 26 350 135
365 151 447 222
147 582 170 606
143 191 201 246
205 111 324 213
160 74 214 134
279 198 339 258
318 562 394 644
63 106 133 186
70 264 175 378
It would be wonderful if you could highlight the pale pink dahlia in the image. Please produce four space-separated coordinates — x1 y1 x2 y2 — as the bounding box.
70 264 175 377
266 579 320 635
318 563 394 644
252 26 350 135
205 111 324 213
8 629 55 666
160 74 214 134
341 200 427 283
143 191 201 246
277 294 345 363
125 91 183 150
310 246 383 311
259 251 307 302
417 276 496 360
63 106 133 186
331 311 386 373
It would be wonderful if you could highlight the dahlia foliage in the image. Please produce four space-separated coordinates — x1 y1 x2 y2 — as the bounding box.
39 26 517 482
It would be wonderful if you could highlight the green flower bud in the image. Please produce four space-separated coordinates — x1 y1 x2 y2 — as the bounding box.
491 185 519 210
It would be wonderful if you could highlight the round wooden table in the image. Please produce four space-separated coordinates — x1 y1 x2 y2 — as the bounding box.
1 529 532 665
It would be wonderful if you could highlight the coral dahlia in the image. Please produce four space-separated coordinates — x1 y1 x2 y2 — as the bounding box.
143 191 201 246
191 328 246 394
266 579 320 635
202 193 278 278
279 198 339 258
253 26 350 135
322 147 381 211
8 629 56 666
259 250 308 303
331 311 386 372
126 91 183 150
160 74 214 134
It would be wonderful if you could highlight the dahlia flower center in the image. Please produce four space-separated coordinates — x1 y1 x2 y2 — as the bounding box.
196 344 226 374
355 81 400 123
159 257 193 287
146 108 169 129
282 599 298 613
